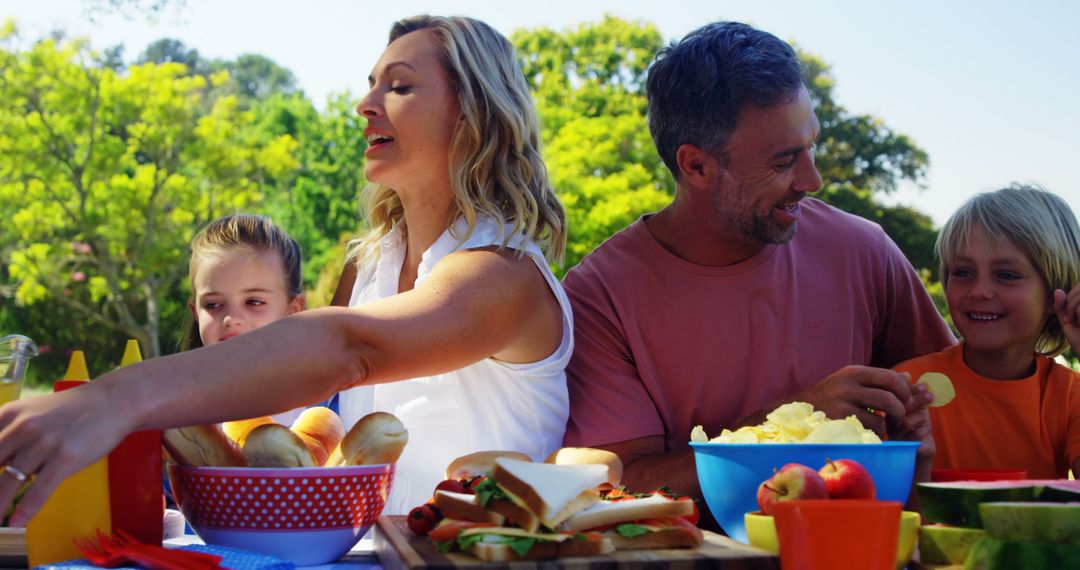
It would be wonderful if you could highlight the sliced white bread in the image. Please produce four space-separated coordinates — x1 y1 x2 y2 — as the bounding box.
493 457 608 528
559 493 695 532
487 497 541 533
606 524 703 550
434 490 506 525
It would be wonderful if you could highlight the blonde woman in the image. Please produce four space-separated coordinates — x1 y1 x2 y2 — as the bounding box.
0 15 570 523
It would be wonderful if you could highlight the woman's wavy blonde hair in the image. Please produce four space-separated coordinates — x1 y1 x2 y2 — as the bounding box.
937 183 1080 356
347 15 565 268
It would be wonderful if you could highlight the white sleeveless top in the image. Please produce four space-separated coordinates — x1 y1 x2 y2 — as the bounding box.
337 215 573 514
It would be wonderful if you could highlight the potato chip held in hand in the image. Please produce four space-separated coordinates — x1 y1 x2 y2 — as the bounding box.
917 372 955 407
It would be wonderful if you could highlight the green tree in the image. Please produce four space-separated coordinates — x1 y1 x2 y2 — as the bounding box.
136 38 204 73
0 23 298 370
252 93 368 288
209 54 299 101
513 16 671 273
803 52 939 277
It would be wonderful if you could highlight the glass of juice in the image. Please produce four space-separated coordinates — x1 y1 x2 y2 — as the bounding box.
0 334 38 405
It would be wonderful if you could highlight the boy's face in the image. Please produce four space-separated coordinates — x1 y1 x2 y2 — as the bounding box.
189 249 304 346
945 224 1051 365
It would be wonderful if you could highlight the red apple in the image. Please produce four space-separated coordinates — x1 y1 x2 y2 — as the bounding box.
756 463 829 515
819 458 876 500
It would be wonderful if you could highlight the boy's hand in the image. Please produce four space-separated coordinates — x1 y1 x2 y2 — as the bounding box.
1053 286 1080 353
887 383 935 462
798 366 921 438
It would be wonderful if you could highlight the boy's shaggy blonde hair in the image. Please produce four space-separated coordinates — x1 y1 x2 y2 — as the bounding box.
348 15 565 268
937 184 1080 356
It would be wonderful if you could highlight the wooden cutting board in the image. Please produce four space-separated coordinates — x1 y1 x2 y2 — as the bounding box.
373 515 779 569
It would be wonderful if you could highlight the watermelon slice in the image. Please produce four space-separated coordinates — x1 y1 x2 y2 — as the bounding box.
1042 480 1080 502
918 524 985 565
964 536 1080 569
979 502 1080 544
917 481 1040 527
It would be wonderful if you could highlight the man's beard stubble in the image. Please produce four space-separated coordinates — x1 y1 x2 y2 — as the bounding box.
711 181 800 248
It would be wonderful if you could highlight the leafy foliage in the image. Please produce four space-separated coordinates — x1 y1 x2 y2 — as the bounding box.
512 17 672 273
0 25 297 368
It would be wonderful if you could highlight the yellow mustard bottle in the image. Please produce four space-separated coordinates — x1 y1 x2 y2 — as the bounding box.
26 350 112 566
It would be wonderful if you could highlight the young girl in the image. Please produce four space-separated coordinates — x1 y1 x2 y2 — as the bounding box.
183 213 313 424
894 184 1080 479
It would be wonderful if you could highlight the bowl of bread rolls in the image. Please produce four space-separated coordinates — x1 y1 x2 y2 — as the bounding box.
165 409 407 566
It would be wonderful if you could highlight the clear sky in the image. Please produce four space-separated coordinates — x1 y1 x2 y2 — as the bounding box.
4 0 1079 227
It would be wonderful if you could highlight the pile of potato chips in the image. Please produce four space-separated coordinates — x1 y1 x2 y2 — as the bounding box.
690 402 881 444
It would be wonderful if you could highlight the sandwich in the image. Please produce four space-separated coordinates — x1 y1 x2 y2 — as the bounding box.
560 492 704 550
430 457 614 561
427 456 703 560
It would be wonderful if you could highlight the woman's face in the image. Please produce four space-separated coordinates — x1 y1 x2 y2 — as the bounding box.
357 29 460 195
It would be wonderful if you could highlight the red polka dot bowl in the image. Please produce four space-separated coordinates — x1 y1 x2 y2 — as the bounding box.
167 463 395 565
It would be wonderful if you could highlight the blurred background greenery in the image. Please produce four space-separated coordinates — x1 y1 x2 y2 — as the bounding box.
3 4 1073 386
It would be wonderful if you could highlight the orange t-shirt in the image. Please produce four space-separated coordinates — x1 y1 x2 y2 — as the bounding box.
894 343 1080 478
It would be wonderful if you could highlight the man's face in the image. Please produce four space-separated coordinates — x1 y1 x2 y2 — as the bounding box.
711 86 822 247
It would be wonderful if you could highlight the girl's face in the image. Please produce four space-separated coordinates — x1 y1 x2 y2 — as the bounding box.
189 249 304 346
945 223 1051 366
356 29 460 195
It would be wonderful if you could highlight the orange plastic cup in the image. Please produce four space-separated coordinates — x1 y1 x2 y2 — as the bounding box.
931 468 1027 482
772 499 902 570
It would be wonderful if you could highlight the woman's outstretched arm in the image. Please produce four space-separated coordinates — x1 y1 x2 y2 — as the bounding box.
0 247 560 525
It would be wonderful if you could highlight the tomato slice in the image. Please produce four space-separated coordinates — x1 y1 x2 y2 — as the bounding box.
427 520 497 543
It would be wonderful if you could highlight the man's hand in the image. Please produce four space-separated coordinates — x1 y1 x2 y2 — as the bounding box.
796 365 928 437
1053 286 1080 353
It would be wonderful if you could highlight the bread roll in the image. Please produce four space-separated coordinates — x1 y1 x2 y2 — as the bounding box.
290 407 345 466
294 432 330 466
328 411 408 466
163 424 245 467
222 416 275 447
445 450 532 480
242 423 317 468
544 447 624 487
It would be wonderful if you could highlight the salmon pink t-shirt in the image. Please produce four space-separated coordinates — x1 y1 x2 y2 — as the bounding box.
562 198 954 452
895 343 1080 479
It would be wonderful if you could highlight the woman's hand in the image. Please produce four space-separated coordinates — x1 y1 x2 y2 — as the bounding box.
0 382 135 526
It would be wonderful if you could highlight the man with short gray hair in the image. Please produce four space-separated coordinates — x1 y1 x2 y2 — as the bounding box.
562 21 954 529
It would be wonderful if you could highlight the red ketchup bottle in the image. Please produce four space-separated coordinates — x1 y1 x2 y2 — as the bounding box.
107 339 164 544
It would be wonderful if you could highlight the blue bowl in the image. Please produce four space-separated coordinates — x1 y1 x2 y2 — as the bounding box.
690 441 918 543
